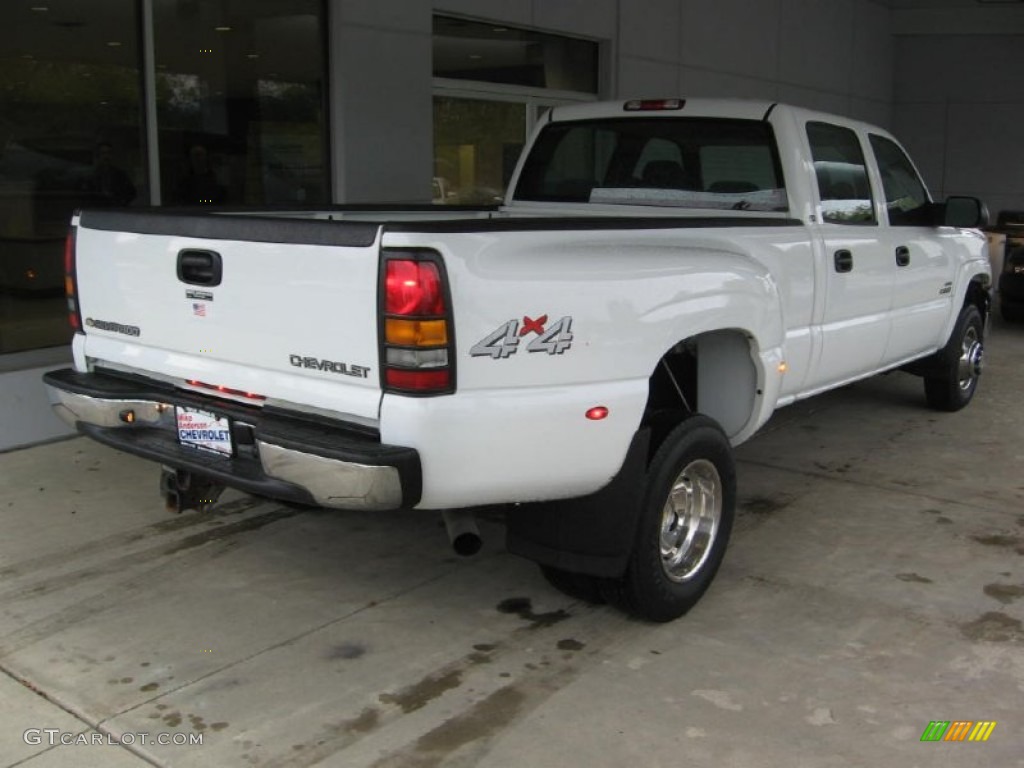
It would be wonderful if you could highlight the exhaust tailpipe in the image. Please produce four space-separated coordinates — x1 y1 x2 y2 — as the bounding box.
442 510 482 556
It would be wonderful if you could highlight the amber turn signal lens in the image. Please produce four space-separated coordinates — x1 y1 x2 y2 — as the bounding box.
385 318 448 347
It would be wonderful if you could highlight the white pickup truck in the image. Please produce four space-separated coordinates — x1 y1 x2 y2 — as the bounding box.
44 98 990 621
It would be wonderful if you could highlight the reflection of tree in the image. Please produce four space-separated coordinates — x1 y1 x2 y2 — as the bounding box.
258 81 321 122
824 202 874 224
433 97 525 202
157 73 203 115
0 59 140 149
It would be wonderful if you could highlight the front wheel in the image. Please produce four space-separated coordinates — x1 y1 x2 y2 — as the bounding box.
923 304 983 412
604 415 736 622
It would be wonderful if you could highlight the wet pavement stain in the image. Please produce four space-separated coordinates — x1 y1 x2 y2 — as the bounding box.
971 534 1024 555
343 707 380 735
369 686 528 768
496 597 570 629
163 508 301 555
895 573 933 584
983 583 1024 604
472 643 497 652
740 495 792 516
326 642 367 660
960 612 1024 643
379 669 463 714
139 682 159 692
556 638 585 651
162 712 182 728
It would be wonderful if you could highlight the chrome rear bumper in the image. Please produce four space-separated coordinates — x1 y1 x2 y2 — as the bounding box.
44 369 419 511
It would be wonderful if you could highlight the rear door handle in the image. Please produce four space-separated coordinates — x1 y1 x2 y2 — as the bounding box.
895 245 911 267
177 249 223 286
834 249 853 273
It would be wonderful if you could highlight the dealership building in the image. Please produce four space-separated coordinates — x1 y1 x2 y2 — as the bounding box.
2 0 1022 450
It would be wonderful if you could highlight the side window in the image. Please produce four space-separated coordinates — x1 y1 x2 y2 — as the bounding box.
807 121 876 225
869 134 930 226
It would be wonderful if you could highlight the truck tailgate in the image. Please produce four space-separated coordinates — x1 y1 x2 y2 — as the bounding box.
73 210 384 425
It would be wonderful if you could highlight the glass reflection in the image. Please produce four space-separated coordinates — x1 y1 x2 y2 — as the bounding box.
0 2 142 353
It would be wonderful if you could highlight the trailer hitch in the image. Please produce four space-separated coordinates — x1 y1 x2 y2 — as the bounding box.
159 466 225 513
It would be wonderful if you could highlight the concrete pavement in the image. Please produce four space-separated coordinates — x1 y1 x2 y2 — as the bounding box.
1 319 1022 767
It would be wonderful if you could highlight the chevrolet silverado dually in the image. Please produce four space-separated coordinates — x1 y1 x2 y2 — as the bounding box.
44 98 990 621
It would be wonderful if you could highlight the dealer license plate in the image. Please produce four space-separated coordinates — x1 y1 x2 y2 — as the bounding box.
175 406 233 456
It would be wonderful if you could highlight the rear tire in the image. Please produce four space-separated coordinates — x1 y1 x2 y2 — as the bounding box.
603 415 736 622
540 565 606 605
923 304 983 412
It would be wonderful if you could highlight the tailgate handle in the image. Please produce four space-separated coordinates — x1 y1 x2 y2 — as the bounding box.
177 249 222 286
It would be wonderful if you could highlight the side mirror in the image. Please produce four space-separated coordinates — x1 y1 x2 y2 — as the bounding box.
944 196 988 228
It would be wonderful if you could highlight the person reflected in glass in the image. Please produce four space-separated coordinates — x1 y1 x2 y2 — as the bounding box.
175 143 227 205
83 141 136 207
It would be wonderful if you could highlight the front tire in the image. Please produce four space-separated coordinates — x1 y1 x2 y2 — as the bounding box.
924 303 983 412
604 415 736 622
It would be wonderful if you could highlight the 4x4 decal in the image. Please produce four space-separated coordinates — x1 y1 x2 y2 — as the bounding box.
470 315 574 359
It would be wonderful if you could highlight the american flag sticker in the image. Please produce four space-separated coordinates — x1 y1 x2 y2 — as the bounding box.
192 302 207 317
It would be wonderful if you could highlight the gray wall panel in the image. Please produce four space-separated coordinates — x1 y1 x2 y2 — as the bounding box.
619 57 681 96
620 0 680 62
894 27 1024 210
680 0 782 80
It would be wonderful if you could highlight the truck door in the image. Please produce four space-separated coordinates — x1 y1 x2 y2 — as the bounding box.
806 120 894 387
867 133 955 362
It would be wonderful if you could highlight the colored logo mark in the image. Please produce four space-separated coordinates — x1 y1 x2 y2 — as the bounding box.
920 721 996 742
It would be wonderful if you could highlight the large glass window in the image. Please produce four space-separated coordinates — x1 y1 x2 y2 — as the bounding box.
433 97 526 204
0 2 143 354
154 0 327 206
0 1 329 357
433 16 598 93
514 118 787 212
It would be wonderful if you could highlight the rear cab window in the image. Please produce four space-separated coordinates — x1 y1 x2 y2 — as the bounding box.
514 118 788 213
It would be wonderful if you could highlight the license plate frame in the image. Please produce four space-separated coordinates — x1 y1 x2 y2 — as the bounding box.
175 406 233 457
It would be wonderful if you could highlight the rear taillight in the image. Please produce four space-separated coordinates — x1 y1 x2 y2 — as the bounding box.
380 251 455 395
65 226 82 332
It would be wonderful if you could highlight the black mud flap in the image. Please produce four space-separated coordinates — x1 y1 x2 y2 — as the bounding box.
505 429 650 579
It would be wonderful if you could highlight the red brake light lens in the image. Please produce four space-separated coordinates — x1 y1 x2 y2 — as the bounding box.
385 368 450 392
380 252 454 396
623 99 684 111
385 260 444 316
